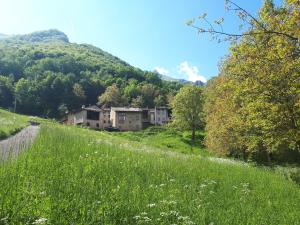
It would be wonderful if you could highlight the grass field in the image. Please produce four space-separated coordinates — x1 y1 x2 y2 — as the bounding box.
109 126 210 156
0 123 299 225
0 109 29 140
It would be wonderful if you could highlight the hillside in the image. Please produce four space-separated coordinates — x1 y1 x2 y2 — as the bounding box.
0 109 28 140
0 30 182 117
0 110 299 224
158 74 205 86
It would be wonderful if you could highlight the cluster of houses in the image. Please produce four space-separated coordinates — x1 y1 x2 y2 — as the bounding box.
64 105 171 131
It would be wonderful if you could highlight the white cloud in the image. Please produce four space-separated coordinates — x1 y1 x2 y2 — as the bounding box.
177 61 207 83
154 67 169 76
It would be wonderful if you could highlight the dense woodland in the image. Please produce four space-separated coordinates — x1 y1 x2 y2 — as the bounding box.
0 29 182 117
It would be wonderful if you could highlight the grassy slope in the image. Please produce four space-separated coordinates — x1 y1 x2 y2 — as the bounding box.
0 124 299 225
0 109 29 139
108 126 210 156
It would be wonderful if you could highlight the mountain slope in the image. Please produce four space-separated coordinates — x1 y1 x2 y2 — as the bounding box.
158 73 205 86
0 30 182 117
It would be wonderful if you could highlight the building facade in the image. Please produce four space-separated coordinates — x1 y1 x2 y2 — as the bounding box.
65 105 170 131
111 107 143 131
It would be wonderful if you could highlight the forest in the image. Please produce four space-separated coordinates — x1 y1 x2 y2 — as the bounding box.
0 29 182 117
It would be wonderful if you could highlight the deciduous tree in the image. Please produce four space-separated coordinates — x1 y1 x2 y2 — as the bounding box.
171 86 204 141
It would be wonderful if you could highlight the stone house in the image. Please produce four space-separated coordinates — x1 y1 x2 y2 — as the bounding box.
65 105 170 131
149 107 169 125
66 105 111 129
110 107 143 131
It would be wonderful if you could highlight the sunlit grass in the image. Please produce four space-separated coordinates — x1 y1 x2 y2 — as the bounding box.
0 109 29 140
0 124 299 224
107 126 210 156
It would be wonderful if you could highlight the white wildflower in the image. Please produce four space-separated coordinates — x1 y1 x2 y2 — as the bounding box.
0 217 8 221
160 212 168 217
168 200 177 205
133 215 141 220
32 218 47 224
147 203 156 208
143 216 151 223
169 210 179 216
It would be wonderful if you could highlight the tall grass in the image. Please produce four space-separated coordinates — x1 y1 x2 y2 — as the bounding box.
106 126 210 156
0 109 29 140
0 124 299 224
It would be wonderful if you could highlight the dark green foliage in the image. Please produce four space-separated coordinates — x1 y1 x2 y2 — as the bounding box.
0 76 14 108
0 30 182 117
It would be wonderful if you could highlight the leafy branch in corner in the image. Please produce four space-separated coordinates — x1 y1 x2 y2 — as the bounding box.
186 0 299 43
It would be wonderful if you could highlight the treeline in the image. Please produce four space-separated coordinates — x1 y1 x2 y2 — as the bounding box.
203 0 300 163
171 0 299 164
0 34 182 117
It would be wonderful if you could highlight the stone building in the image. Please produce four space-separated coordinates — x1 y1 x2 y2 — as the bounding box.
65 105 170 131
110 107 143 131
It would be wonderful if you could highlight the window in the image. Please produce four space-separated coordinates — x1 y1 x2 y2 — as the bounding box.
86 122 90 126
118 112 126 122
96 123 99 128
104 120 106 123
87 111 99 120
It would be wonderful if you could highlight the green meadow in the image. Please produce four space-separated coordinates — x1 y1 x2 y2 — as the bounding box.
0 109 29 140
0 119 299 224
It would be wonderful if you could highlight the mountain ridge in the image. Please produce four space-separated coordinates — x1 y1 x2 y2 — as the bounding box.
0 29 69 43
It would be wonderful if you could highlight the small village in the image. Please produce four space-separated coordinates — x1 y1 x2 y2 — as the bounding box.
64 105 170 131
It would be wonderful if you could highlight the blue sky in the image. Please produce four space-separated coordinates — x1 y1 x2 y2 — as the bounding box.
0 0 282 82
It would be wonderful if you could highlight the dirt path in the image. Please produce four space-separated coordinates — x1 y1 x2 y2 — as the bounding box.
0 125 40 161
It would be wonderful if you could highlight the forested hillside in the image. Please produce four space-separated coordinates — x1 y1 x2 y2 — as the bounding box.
0 30 182 117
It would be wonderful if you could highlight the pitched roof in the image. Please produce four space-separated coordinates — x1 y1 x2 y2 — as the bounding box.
83 105 101 112
111 107 142 112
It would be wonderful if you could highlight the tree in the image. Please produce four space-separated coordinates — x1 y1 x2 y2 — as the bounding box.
0 76 14 108
131 95 145 107
187 0 299 44
73 83 86 101
140 83 158 107
203 0 300 163
98 84 127 107
154 95 167 107
171 86 205 141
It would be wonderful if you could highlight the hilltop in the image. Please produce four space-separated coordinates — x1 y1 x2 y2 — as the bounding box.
0 29 69 43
